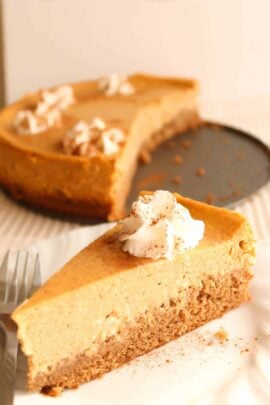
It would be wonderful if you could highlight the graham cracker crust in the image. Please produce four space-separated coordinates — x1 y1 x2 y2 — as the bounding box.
0 182 113 221
27 266 252 393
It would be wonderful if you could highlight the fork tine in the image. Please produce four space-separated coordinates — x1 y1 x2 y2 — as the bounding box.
0 251 42 405
0 250 10 301
17 252 29 304
0 251 41 309
5 251 20 303
29 254 41 296
13 251 22 304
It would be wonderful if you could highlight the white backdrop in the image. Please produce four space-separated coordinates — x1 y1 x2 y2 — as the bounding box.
2 0 270 103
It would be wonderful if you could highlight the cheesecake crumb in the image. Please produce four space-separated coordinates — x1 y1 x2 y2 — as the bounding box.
196 167 206 177
164 140 176 150
140 149 152 164
214 328 228 343
205 193 216 205
173 154 183 165
180 139 192 149
218 190 240 202
171 175 182 185
42 386 63 397
236 151 246 161
219 136 230 145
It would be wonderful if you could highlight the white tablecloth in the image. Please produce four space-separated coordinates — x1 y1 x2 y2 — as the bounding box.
1 95 270 253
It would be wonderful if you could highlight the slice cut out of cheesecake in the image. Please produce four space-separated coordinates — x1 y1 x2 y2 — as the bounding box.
12 191 255 394
0 74 200 220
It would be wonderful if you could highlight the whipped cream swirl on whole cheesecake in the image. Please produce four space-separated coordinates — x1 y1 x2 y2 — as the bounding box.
98 74 135 96
63 117 125 157
119 190 205 260
14 85 75 135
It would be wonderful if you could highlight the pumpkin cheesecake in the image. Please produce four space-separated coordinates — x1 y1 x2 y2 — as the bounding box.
12 190 255 394
0 74 200 220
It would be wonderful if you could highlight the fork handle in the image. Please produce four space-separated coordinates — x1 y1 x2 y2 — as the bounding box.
0 316 18 405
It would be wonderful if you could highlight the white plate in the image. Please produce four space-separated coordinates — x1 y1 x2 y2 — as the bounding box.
13 228 270 405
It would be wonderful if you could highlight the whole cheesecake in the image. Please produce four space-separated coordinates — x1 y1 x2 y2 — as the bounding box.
0 74 200 220
12 191 255 394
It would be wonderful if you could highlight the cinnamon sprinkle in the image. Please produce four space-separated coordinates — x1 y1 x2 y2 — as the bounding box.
136 173 165 190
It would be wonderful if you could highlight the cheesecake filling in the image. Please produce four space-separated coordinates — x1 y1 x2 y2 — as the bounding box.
30 266 252 393
98 74 135 96
14 85 75 135
62 118 125 157
119 190 205 259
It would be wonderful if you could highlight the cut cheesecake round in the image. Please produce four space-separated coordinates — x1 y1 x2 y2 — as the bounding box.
11 192 255 394
0 74 200 220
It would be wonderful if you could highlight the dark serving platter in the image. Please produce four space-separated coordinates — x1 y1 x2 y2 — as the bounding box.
128 122 270 209
2 122 269 225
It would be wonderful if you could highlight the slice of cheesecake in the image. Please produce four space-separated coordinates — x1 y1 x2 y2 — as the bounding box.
12 191 255 394
0 74 200 220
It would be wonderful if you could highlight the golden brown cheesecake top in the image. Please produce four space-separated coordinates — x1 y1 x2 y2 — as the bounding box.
0 74 197 157
14 193 254 313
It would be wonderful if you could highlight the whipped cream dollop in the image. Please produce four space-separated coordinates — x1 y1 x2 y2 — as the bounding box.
119 190 205 260
14 85 75 135
98 74 135 96
62 117 125 157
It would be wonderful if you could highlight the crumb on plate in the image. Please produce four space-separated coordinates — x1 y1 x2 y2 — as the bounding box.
180 139 192 149
214 328 228 343
205 193 216 205
196 167 206 177
173 154 183 165
171 175 182 185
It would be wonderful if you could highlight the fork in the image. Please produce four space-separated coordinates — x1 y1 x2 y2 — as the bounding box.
0 251 41 405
